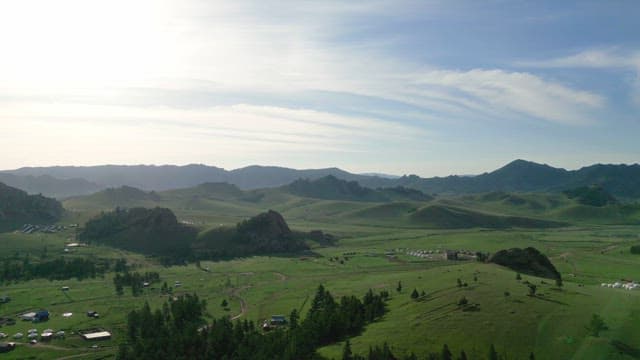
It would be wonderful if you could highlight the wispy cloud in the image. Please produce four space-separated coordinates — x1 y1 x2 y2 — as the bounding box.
0 101 432 169
516 48 640 105
516 48 640 69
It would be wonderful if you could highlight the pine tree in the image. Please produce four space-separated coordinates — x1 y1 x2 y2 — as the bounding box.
529 352 535 360
289 309 299 330
396 281 402 293
410 288 419 299
516 273 522 280
442 344 452 360
488 344 498 360
459 350 468 360
342 339 353 360
586 314 608 337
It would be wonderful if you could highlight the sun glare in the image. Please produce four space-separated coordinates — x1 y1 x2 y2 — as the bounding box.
0 0 178 89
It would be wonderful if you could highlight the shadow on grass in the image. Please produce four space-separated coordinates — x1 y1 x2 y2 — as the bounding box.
611 340 640 359
529 295 568 306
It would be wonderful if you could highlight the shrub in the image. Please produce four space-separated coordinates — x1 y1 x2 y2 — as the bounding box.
410 289 419 299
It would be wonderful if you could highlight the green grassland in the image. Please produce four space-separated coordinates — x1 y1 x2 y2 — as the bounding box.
1 187 640 359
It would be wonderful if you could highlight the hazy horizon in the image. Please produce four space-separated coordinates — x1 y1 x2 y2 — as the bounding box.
2 158 639 180
1 1 639 177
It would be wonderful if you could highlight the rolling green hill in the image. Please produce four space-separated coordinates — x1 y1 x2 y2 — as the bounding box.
564 185 617 207
282 175 431 202
409 204 564 229
63 179 640 231
193 210 314 258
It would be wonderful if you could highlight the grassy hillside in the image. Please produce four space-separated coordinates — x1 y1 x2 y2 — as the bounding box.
63 181 640 230
409 204 564 229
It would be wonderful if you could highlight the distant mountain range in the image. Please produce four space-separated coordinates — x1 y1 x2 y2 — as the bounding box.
2 159 640 199
0 173 101 198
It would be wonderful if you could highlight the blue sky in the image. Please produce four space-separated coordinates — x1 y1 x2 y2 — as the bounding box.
0 0 638 176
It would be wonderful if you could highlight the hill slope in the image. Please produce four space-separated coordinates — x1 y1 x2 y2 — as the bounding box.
563 185 617 207
193 210 323 258
283 175 432 202
79 207 197 260
0 182 64 230
409 204 564 229
0 173 101 198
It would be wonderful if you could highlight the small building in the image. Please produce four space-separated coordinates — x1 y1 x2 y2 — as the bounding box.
40 332 53 341
270 315 287 326
445 250 459 261
61 286 70 291
0 342 16 353
0 317 15 326
81 331 111 341
34 310 49 322
20 312 37 322
87 311 98 318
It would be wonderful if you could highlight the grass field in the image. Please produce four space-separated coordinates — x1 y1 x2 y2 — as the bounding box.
2 189 640 359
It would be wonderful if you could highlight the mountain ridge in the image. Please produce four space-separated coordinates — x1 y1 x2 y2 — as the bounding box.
3 160 640 199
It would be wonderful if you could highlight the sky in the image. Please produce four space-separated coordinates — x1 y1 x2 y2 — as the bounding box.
1 0 639 176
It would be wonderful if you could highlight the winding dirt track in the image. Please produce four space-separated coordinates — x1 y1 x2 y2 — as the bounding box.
228 271 288 320
230 286 251 320
272 271 288 281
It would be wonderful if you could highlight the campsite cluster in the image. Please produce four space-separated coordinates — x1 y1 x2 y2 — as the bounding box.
0 309 111 344
20 224 69 234
401 248 479 261
600 281 640 291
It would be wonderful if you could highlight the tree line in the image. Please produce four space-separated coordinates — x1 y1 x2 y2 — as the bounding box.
117 285 388 360
113 270 161 297
0 256 108 283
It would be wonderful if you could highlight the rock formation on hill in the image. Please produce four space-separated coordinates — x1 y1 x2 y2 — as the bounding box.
490 247 561 279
